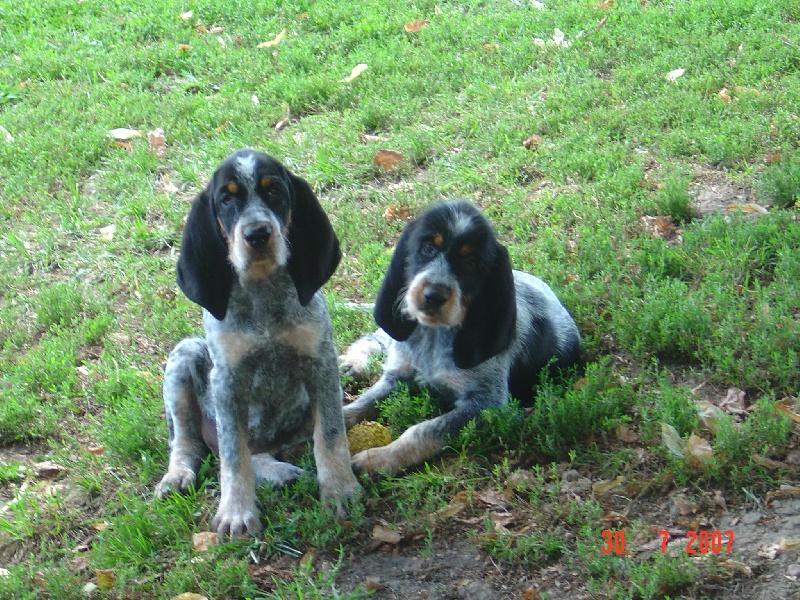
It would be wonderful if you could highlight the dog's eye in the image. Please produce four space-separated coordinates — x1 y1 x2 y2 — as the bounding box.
220 195 233 206
421 241 437 255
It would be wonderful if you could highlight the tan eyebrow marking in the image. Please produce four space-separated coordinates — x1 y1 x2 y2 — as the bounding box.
432 233 443 247
459 244 472 257
226 181 239 193
260 176 272 188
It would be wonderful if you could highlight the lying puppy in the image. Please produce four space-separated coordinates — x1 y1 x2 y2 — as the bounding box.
156 149 359 537
341 200 581 476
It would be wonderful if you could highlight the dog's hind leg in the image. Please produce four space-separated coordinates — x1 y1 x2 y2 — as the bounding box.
156 338 212 498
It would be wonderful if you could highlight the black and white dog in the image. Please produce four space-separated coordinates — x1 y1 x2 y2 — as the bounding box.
156 149 359 537
341 200 581 476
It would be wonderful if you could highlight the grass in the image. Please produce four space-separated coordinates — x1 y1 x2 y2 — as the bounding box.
1 0 798 597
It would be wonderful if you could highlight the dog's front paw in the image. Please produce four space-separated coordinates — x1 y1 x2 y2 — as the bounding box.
211 499 262 538
351 447 399 478
320 474 361 520
251 454 305 488
155 466 196 499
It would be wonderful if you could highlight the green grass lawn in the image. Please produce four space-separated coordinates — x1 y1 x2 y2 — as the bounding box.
1 0 798 598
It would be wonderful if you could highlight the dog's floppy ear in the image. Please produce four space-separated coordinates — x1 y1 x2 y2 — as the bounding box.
285 171 342 306
374 220 419 341
176 188 234 321
453 243 517 369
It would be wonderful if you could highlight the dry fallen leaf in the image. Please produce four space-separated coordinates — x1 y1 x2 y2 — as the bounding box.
177 44 192 53
342 63 368 83
95 569 115 591
404 19 430 33
592 476 625 495
171 594 209 600
523 134 543 149
179 10 193 20
192 531 218 552
34 461 67 478
596 0 613 7
595 16 608 31
0 125 13 143
684 434 714 467
757 543 780 560
383 204 410 220
775 402 800 424
695 400 726 433
661 423 686 458
109 128 141 141
372 524 402 545
666 68 685 82
727 203 768 215
92 522 110 531
718 559 752 577
373 149 404 171
148 128 166 157
718 87 731 102
720 387 747 414
99 224 116 241
258 28 287 48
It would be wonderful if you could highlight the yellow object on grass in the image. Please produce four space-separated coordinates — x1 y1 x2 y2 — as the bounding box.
347 421 392 454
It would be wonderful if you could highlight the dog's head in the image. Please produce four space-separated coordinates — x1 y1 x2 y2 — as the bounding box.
177 149 341 320
374 200 517 369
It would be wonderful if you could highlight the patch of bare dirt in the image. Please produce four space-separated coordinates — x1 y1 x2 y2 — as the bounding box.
690 168 766 216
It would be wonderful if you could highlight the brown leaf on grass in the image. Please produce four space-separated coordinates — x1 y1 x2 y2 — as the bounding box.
595 16 608 31
342 63 368 83
148 128 166 157
766 485 800 506
617 425 639 443
171 594 209 600
602 511 629 527
179 11 193 20
192 531 218 552
718 559 752 577
34 461 67 478
641 215 679 240
695 400 726 433
592 476 625 495
666 68 685 82
258 28 287 48
596 0 614 7
432 498 468 519
371 524 402 545
717 87 731 102
661 423 686 458
70 555 90 571
109 128 141 141
765 153 782 165
726 203 768 215
490 511 516 531
177 44 192 53
720 387 747 415
775 402 800 424
94 569 115 591
373 149 404 171
684 434 713 467
523 134 543 150
477 488 509 509
482 43 499 50
753 454 790 470
300 548 317 568
383 204 410 220
404 19 430 33
92 522 110 531
85 444 105 455
99 224 116 241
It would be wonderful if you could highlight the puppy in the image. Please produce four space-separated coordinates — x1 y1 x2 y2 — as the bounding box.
341 200 581 476
156 149 359 537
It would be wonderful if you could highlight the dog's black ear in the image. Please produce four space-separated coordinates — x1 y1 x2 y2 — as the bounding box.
374 220 419 341
176 188 234 321
285 172 342 306
453 243 517 369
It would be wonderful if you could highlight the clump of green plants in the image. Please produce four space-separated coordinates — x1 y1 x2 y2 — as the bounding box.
759 152 800 209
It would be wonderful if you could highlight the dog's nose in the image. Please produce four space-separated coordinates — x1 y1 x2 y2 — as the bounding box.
422 284 451 308
243 224 272 248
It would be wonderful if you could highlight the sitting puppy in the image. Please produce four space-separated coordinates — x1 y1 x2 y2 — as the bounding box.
156 149 359 537
341 200 581 476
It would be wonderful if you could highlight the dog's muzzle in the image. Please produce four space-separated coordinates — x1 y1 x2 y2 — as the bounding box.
421 283 452 313
243 223 272 250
